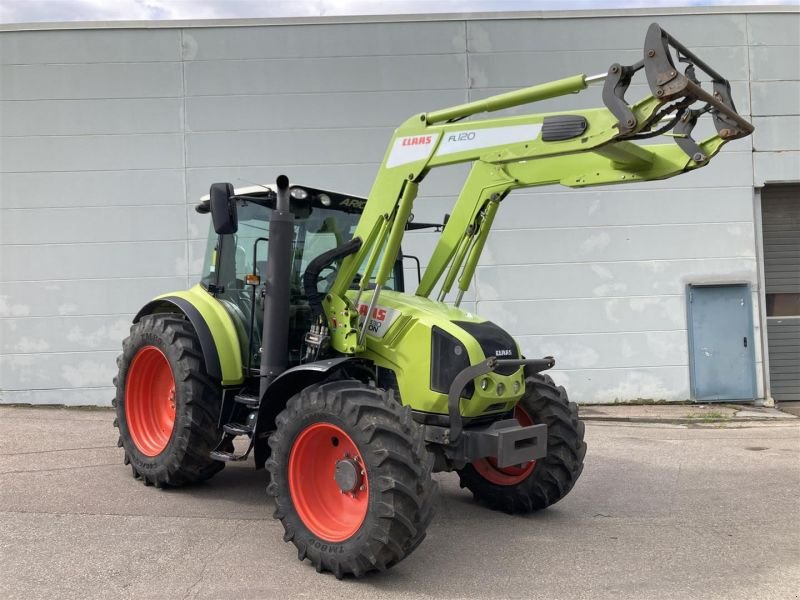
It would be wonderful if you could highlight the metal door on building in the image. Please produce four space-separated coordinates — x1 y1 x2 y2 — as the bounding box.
687 283 757 402
762 185 800 401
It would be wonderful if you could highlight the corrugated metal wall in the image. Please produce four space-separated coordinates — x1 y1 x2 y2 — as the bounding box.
1 10 798 405
762 185 800 401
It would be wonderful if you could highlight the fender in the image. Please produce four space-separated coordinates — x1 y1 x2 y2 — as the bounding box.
253 357 368 468
134 284 244 386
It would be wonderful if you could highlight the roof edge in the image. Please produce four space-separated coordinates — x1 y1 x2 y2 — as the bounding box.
1 5 797 32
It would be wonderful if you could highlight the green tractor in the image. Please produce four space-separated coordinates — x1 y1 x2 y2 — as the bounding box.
113 24 752 577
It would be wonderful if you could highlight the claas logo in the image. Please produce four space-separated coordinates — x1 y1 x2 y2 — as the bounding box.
359 304 387 322
401 136 433 146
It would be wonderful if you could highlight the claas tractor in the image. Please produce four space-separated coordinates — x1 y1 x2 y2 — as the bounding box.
113 24 752 578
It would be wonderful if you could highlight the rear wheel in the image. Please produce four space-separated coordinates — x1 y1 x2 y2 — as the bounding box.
457 372 586 513
267 380 437 578
113 314 224 487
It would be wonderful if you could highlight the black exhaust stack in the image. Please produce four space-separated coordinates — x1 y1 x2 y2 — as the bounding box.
259 175 294 397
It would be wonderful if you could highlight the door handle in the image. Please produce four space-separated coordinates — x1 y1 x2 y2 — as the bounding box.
743 337 748 348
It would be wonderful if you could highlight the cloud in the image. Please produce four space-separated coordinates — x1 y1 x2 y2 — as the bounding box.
0 0 795 24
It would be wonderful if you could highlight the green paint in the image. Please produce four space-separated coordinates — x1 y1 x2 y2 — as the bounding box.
154 285 244 386
425 74 588 124
351 289 525 416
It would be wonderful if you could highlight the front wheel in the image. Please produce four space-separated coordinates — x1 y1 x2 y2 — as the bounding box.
266 380 437 578
457 372 586 513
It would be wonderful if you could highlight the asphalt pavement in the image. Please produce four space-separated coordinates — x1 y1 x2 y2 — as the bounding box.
1 405 798 600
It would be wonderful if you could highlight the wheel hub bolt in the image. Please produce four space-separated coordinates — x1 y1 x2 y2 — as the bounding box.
334 458 362 493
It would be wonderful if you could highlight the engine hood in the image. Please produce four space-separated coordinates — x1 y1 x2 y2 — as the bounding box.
348 289 520 365
346 289 525 419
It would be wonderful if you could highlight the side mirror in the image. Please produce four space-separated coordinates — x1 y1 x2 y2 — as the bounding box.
209 182 238 235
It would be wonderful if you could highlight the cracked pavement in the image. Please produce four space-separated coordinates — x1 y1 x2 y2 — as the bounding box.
1 405 798 600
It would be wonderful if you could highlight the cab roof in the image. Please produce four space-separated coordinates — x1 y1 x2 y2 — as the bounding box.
197 183 368 214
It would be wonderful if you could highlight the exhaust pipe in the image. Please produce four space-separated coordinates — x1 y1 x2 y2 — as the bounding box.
259 175 294 397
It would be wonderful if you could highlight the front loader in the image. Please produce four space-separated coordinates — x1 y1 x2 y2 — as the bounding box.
113 24 753 578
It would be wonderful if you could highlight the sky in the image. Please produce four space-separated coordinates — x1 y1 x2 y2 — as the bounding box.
0 0 796 24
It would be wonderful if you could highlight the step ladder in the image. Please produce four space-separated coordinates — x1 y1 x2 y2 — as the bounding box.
209 393 259 462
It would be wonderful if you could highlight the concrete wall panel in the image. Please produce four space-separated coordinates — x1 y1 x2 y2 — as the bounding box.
186 128 392 167
0 277 188 318
184 54 467 95
1 241 188 281
468 14 747 52
1 315 133 354
478 295 687 336
0 170 186 209
0 387 115 407
0 29 181 63
0 351 117 391
753 116 800 151
0 62 183 100
0 98 183 136
751 81 800 116
2 204 186 245
468 46 749 89
747 13 800 46
0 134 184 172
547 366 690 403
749 45 800 81
492 186 755 230
475 258 758 301
754 151 800 186
516 330 689 370
185 90 468 131
481 222 756 266
184 21 466 59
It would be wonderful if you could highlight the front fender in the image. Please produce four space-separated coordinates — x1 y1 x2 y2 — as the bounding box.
134 284 244 386
253 357 366 468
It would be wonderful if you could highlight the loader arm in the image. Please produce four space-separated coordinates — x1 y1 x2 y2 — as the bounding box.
324 22 753 355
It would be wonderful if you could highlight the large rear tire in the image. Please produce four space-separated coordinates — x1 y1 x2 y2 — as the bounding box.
267 380 437 578
457 372 586 513
113 314 224 487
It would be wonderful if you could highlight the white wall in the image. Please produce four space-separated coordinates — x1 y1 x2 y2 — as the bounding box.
1 9 798 405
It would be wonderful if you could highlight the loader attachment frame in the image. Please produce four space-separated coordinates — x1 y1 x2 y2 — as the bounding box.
605 22 753 155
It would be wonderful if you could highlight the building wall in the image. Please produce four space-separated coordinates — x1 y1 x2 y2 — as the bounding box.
1 9 798 405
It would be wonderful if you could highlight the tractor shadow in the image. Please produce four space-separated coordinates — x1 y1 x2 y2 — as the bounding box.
164 460 271 510
334 451 690 590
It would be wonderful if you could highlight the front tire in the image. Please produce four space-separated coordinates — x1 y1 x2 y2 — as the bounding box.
457 372 586 513
267 380 437 578
113 314 224 487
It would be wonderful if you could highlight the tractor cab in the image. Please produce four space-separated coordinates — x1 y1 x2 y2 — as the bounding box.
196 184 406 372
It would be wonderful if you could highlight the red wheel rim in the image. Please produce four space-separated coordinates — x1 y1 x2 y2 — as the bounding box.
472 405 537 486
288 423 369 543
125 346 176 457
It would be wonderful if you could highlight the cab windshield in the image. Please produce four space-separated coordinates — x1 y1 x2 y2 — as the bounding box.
200 194 397 368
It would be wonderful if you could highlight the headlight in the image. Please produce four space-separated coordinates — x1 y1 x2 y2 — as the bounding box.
430 327 472 398
290 187 308 200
